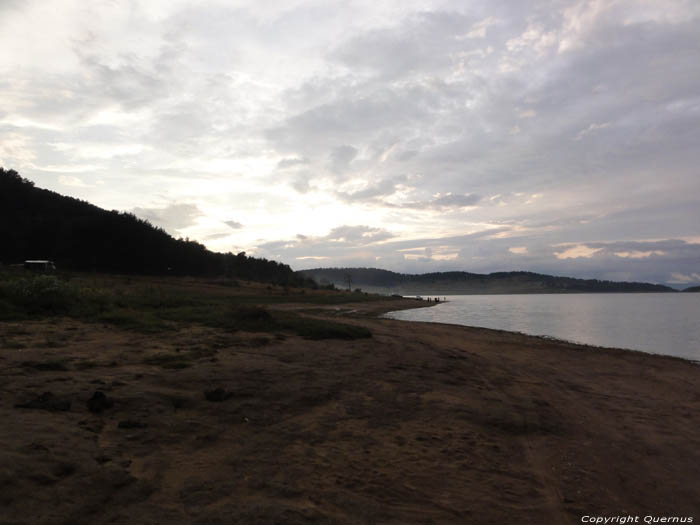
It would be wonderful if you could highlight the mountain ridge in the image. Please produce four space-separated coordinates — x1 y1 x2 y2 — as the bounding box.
299 267 677 294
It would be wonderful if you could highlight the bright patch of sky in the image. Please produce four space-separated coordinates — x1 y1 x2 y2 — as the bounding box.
1 0 699 285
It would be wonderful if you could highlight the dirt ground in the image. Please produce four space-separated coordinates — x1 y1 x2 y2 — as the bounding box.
1 299 699 524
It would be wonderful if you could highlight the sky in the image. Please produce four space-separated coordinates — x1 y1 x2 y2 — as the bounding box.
1 0 699 286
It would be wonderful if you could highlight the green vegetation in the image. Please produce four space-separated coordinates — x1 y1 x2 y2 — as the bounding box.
277 316 371 340
0 271 375 340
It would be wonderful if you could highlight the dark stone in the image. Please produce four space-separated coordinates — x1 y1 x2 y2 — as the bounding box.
15 392 71 412
86 390 114 413
204 388 233 402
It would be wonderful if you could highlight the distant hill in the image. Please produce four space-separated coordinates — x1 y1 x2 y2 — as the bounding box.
299 267 677 294
0 168 303 285
683 285 700 292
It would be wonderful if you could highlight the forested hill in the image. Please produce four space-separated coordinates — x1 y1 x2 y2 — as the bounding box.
299 267 677 294
0 168 300 284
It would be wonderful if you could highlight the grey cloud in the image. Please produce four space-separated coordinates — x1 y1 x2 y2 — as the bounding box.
329 145 358 174
257 227 510 266
132 203 202 234
0 0 24 14
270 2 700 208
277 157 309 169
290 173 311 193
331 10 492 80
256 224 395 261
326 225 394 243
345 191 482 210
76 52 168 111
434 193 481 208
206 232 231 240
225 220 243 229
266 86 431 156
400 193 482 210
564 240 700 270
398 150 418 161
335 176 407 203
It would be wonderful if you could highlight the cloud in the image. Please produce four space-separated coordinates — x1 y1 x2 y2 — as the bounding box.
325 225 394 243
462 17 500 39
426 193 481 209
575 122 610 141
132 203 203 234
328 144 358 174
554 244 603 259
386 193 482 210
58 175 89 187
669 272 700 284
224 220 243 229
277 157 308 169
335 176 407 203
205 232 231 240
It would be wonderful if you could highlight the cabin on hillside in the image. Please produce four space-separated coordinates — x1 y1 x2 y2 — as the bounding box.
24 260 56 272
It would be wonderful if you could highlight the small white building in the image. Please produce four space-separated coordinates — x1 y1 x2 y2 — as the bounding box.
24 260 56 272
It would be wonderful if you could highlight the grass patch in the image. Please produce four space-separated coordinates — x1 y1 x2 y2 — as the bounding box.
229 293 396 306
0 274 112 319
98 309 171 333
0 273 375 340
278 316 372 340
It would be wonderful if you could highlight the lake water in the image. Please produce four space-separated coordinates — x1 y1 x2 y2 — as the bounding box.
385 294 700 361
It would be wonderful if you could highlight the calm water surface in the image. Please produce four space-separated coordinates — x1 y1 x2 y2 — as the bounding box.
385 294 700 361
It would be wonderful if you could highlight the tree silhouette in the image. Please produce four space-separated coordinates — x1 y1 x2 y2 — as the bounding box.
0 167 310 286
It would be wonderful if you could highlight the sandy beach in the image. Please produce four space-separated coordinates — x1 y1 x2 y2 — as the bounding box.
1 297 699 524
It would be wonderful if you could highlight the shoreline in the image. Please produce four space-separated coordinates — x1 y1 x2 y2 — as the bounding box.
386 315 700 366
380 296 700 364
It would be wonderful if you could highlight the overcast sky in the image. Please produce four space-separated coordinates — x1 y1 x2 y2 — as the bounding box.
2 0 699 285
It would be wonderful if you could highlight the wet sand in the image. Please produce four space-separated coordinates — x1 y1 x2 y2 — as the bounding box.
1 299 699 524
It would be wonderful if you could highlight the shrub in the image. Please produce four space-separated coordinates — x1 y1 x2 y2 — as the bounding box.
279 316 372 340
0 275 78 315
